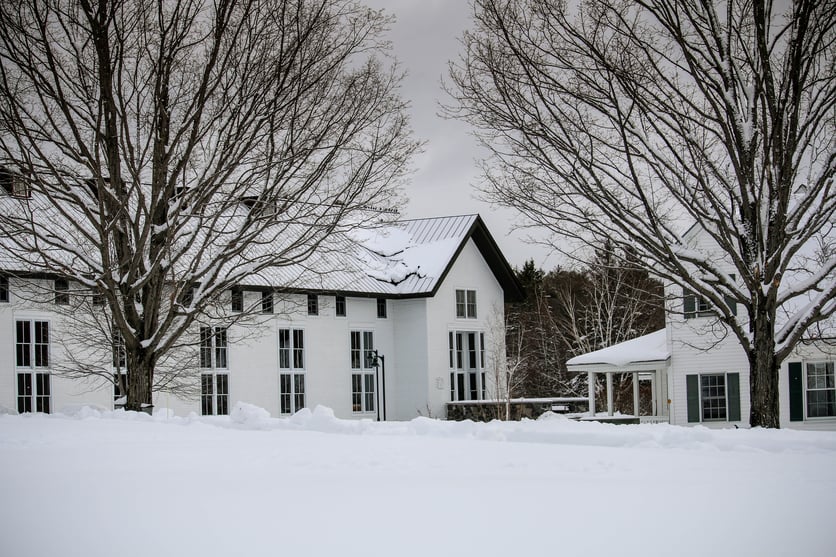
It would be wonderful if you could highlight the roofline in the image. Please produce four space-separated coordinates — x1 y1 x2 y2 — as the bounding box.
426 214 525 303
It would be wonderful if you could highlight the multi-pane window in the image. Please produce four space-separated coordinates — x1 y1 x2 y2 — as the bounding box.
199 326 228 369
335 295 346 317
15 320 51 414
350 330 375 413
700 374 727 421
54 279 69 305
376 298 387 318
280 373 305 415
1 167 30 198
261 291 273 314
0 276 8 302
806 362 836 418
307 294 318 316
112 330 126 369
279 329 304 370
114 372 127 406
201 373 229 416
455 289 477 318
231 289 243 312
449 330 484 402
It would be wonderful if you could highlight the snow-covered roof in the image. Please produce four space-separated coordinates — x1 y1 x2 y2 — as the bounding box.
566 329 669 370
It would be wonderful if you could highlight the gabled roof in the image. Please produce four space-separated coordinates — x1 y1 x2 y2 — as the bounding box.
566 329 669 370
247 214 524 301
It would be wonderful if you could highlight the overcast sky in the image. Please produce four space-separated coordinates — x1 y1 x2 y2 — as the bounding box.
363 0 560 270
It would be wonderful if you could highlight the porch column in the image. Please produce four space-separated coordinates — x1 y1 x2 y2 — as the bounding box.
606 372 614 417
633 373 640 417
587 371 596 416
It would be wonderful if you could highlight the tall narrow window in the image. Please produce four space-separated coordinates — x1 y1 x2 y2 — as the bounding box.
280 373 306 415
54 279 69 305
448 329 483 402
231 289 243 312
307 294 318 316
335 295 346 317
201 373 229 416
455 289 477 318
279 329 305 370
15 320 51 414
806 362 836 418
199 326 228 369
0 276 8 302
261 291 273 314
350 330 375 413
376 298 387 318
700 374 727 421
112 330 126 369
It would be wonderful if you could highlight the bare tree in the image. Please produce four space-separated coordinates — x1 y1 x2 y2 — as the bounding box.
486 304 526 420
449 0 836 427
0 0 418 411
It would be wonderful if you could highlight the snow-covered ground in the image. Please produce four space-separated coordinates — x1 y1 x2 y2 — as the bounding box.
2 404 835 557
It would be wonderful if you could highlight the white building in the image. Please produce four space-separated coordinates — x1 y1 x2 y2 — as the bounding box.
0 214 523 420
567 227 836 430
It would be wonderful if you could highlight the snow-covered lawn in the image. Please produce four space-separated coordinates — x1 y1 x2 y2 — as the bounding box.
1 405 835 557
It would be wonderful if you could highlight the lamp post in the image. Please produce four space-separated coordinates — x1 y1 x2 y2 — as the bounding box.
371 349 386 421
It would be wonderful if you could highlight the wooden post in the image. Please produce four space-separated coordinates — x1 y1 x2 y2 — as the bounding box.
606 372 614 417
633 373 640 417
588 371 596 416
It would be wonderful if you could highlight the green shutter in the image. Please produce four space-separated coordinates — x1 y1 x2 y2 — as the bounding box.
683 289 696 318
686 375 700 422
788 362 803 422
727 372 740 422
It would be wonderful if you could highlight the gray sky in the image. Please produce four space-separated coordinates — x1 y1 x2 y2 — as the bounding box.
364 0 560 269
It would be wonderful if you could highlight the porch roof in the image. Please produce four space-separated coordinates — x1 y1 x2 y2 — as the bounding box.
566 329 669 372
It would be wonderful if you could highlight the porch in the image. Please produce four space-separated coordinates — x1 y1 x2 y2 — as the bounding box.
566 329 670 424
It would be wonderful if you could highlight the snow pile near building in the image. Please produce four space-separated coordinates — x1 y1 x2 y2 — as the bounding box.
1 407 834 557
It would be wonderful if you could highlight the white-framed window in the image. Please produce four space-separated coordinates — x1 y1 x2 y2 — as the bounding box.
15 319 51 414
335 295 346 317
280 373 305 415
261 291 273 314
54 278 69 305
350 330 375 413
455 289 477 318
806 362 836 418
448 330 485 401
307 293 318 316
686 372 740 423
200 326 228 369
700 374 727 421
0 276 8 302
201 373 229 416
279 328 304 370
376 298 387 318
231 289 243 312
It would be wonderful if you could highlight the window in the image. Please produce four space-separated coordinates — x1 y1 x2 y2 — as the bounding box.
700 374 727 421
0 166 29 198
350 330 375 413
15 320 51 414
201 373 229 416
231 289 243 312
376 298 387 318
455 289 477 318
261 291 273 314
683 278 737 319
54 279 69 305
0 276 8 302
114 372 127 407
92 288 104 306
280 373 305 415
686 373 740 423
448 330 484 402
199 326 228 369
307 293 318 316
112 330 126 369
179 286 195 307
335 295 346 317
279 329 304 370
806 362 835 418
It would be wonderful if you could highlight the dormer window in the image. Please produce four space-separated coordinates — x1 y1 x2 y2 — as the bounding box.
241 195 276 218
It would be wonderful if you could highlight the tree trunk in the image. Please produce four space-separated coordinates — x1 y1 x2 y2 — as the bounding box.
749 313 781 428
125 351 154 413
